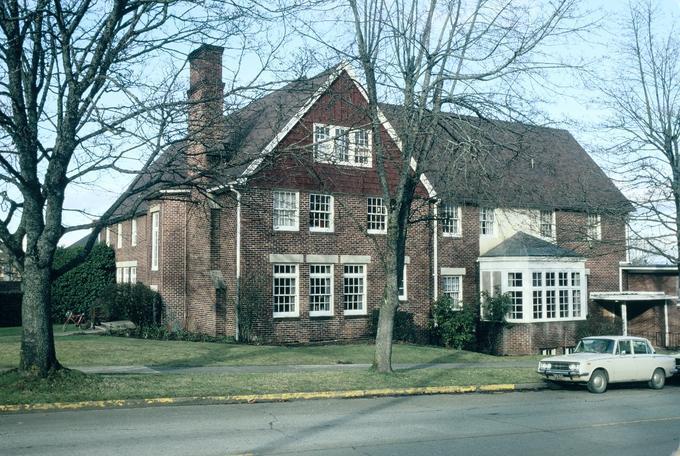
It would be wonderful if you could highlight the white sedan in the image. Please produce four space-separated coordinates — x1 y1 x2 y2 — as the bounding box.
537 336 677 393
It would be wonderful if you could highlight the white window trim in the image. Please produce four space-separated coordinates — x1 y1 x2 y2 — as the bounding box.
398 264 408 301
117 223 123 249
442 204 462 238
367 197 387 235
151 210 160 271
309 264 334 317
131 219 138 247
309 193 334 233
273 264 300 318
273 190 300 232
313 122 372 168
343 264 368 316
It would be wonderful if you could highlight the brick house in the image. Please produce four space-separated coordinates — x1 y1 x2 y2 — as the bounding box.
103 44 638 354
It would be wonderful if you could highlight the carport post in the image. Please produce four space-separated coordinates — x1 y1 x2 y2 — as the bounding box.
621 301 627 336
664 300 669 347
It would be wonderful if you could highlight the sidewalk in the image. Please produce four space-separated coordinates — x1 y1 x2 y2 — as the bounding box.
0 360 537 375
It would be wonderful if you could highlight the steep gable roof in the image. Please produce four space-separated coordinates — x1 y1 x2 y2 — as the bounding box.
480 231 581 258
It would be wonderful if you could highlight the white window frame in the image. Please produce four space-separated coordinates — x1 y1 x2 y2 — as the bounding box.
367 197 387 234
587 213 602 240
398 264 408 301
309 193 334 233
151 211 160 271
309 264 333 317
539 210 555 239
442 204 462 237
117 223 123 249
480 207 495 236
343 264 367 315
131 219 138 247
442 275 463 310
313 123 372 168
273 191 299 232
273 263 300 318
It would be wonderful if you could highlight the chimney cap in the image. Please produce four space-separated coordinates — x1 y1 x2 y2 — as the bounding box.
188 44 224 62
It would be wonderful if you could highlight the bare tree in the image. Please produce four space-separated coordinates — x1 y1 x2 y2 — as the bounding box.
0 0 299 377
598 1 680 269
334 0 581 372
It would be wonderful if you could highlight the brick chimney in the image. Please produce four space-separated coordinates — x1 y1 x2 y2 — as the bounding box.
187 44 225 174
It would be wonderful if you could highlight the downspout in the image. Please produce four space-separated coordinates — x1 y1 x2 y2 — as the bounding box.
229 185 241 342
664 300 669 347
433 201 438 300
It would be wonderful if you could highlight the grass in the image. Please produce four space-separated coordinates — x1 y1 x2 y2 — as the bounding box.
0 367 543 405
0 326 539 369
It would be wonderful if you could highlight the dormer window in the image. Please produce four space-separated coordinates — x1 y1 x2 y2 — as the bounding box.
313 123 372 167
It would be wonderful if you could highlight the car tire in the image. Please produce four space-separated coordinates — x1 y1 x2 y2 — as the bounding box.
648 368 666 390
587 369 608 394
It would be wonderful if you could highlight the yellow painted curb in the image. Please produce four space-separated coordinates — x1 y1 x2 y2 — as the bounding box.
0 383 540 414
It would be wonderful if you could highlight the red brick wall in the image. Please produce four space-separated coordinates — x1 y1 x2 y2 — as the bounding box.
496 321 579 355
624 270 680 337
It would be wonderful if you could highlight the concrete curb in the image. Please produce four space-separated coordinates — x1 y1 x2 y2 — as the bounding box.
0 382 548 414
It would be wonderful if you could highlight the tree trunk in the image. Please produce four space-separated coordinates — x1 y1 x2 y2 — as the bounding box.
20 258 60 377
373 221 401 373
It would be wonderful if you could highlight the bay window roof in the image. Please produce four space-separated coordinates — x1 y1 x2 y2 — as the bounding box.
480 232 580 258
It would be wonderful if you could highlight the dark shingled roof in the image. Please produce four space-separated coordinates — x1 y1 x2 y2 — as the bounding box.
481 232 581 258
379 104 631 213
108 65 630 222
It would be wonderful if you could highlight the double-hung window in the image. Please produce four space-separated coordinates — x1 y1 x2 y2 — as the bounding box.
117 223 123 249
313 123 372 167
480 208 494 236
151 211 160 271
353 130 370 165
273 191 299 231
273 264 299 317
334 127 349 162
442 204 461 236
131 219 138 246
314 125 331 160
343 265 366 315
367 197 387 234
587 213 601 240
442 275 463 309
508 272 523 320
105 227 111 246
398 265 407 301
540 210 554 238
309 194 333 232
309 264 333 316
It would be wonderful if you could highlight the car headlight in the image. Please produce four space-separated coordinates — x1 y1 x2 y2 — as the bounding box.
569 363 579 371
539 362 551 370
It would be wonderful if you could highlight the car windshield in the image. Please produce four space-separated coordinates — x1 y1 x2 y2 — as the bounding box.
575 338 615 354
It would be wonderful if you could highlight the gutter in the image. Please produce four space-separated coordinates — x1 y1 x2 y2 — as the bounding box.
229 185 242 342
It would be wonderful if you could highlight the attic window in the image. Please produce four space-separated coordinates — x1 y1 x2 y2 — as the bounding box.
313 123 372 168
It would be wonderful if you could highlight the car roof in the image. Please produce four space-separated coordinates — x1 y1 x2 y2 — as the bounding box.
581 335 649 342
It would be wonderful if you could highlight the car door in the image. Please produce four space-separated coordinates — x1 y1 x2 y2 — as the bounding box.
631 339 655 381
609 339 635 382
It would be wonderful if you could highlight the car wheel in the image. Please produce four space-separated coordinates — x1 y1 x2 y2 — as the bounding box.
587 369 608 394
648 368 666 390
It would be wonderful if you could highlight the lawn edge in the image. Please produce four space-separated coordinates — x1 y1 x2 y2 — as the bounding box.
0 382 547 414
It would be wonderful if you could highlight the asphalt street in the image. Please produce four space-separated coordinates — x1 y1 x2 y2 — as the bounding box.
2 384 680 455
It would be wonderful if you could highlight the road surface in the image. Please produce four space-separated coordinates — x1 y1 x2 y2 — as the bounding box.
2 384 679 455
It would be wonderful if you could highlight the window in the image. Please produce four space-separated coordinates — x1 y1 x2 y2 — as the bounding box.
313 123 372 167
131 219 137 246
540 210 554 238
122 267 129 283
117 223 123 249
367 197 387 233
314 125 331 160
480 208 494 236
572 289 581 317
273 264 299 317
571 272 580 287
353 130 370 165
508 272 523 287
587 213 601 240
398 265 407 301
533 290 543 319
617 340 632 355
442 276 463 309
343 265 366 315
546 290 556 318
509 291 523 319
559 290 569 318
633 340 650 354
116 267 122 283
546 272 555 287
151 212 160 271
309 194 333 232
273 191 299 231
558 272 568 287
105 227 111 246
130 266 137 284
442 204 461 236
532 272 542 287
309 264 333 316
116 266 137 284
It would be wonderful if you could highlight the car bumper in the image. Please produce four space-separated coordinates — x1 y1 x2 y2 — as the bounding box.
538 369 590 381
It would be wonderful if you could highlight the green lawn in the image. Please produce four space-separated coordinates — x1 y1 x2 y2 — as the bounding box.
0 326 539 368
0 367 542 405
